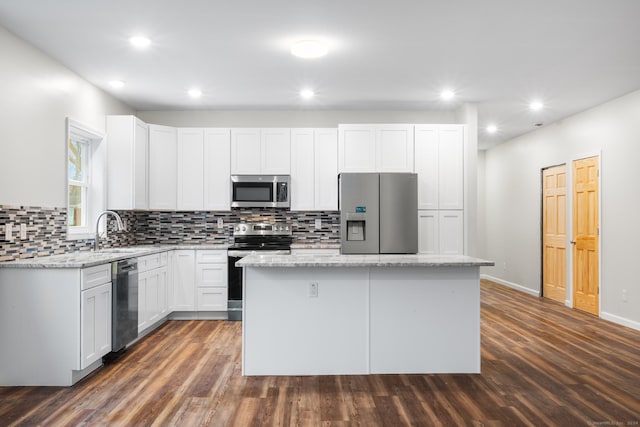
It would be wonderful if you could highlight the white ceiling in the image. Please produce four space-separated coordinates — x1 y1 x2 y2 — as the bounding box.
1 0 639 149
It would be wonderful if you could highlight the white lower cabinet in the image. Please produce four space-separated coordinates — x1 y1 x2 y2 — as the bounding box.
170 249 228 314
418 210 463 255
138 252 169 333
80 281 112 370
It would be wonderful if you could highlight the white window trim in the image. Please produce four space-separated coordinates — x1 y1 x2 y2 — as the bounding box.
66 118 106 240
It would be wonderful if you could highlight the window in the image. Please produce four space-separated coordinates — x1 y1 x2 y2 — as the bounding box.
68 137 89 227
66 118 106 239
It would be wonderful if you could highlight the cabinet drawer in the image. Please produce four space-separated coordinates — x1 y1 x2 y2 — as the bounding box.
196 250 227 264
196 264 227 287
81 264 111 290
197 287 227 311
138 253 162 273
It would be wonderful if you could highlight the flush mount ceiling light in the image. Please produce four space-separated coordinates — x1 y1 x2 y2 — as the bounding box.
529 100 544 111
440 89 455 100
300 89 315 99
188 88 202 98
109 80 124 89
486 124 498 133
290 40 328 59
129 36 150 48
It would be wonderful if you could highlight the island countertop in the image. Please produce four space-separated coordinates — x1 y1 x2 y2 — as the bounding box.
236 253 494 268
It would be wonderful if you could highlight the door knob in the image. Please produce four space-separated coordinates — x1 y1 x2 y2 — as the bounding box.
570 240 576 245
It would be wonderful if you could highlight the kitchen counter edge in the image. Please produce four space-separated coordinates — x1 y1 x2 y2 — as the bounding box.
237 254 494 268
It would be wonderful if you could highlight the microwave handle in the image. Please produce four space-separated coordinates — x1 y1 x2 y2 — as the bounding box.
277 182 288 202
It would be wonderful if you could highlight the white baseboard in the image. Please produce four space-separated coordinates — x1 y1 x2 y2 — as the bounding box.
480 274 540 297
601 312 640 332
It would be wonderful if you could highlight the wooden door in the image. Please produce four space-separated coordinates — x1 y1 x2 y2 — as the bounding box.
542 165 567 303
572 156 599 315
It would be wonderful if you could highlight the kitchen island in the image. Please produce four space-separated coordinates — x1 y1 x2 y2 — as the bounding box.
237 254 494 376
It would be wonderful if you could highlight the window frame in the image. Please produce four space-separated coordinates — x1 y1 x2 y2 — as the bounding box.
66 118 106 240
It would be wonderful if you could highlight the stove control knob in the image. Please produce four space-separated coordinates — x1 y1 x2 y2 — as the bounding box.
241 225 247 232
285 226 290 231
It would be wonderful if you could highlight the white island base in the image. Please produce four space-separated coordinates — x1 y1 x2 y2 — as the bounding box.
240 255 493 376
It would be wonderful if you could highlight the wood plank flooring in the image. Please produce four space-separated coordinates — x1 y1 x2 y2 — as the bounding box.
2 280 640 426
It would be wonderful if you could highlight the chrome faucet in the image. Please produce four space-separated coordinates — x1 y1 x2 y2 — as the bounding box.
94 210 125 250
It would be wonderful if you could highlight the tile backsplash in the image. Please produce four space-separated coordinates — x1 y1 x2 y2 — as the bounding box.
0 205 340 262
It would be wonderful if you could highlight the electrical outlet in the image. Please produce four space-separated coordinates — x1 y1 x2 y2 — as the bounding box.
309 282 318 297
5 223 12 241
622 289 628 303
217 218 224 229
503 261 507 271
20 223 27 239
314 218 322 230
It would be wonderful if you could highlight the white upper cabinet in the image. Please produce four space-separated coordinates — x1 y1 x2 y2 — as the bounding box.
107 115 148 210
148 124 177 210
414 124 464 210
438 126 464 210
314 129 339 210
204 128 231 210
231 128 260 174
261 128 291 174
177 128 205 210
338 124 413 173
376 125 414 172
338 125 376 172
291 128 338 211
414 125 439 210
290 129 315 211
231 128 290 175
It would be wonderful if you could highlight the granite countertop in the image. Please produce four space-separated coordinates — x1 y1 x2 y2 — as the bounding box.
0 244 229 269
236 253 494 268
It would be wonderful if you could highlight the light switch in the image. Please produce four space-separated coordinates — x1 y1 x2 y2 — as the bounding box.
20 223 27 239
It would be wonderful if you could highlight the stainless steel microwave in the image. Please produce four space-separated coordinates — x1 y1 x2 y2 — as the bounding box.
231 175 290 208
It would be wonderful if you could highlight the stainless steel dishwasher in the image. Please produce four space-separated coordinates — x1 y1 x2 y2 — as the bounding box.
111 259 138 352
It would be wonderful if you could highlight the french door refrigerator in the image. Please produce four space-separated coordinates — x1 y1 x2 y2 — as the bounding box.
339 173 418 254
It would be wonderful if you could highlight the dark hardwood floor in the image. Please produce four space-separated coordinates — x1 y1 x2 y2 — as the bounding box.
2 280 640 426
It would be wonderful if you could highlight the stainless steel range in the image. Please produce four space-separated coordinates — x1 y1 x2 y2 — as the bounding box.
227 222 292 321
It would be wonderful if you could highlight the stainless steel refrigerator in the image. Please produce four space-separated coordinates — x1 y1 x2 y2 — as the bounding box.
339 173 418 254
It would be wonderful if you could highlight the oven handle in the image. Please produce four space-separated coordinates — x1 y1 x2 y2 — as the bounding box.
227 250 290 257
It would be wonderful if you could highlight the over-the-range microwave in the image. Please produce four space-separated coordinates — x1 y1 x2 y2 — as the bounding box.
231 175 290 208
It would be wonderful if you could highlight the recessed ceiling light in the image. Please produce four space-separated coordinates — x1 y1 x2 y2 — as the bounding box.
109 80 124 89
530 100 544 111
486 124 498 133
440 89 455 100
188 88 202 98
300 89 315 99
129 36 150 48
290 40 328 59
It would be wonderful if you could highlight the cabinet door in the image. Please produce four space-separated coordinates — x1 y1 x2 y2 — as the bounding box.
231 128 261 174
315 128 339 210
338 125 376 172
291 129 315 211
148 124 177 210
171 250 196 311
138 271 148 333
415 125 439 210
80 282 111 369
133 118 149 209
439 210 464 255
376 125 414 172
177 128 205 210
439 126 464 210
261 128 291 174
417 210 439 254
145 270 160 326
204 128 231 210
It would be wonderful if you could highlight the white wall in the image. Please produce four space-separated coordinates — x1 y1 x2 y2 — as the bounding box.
480 89 640 329
137 109 457 128
0 25 134 208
